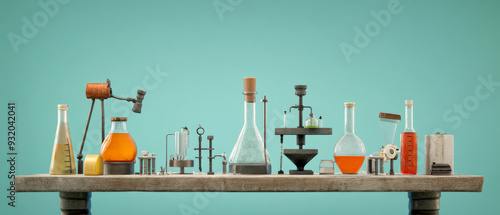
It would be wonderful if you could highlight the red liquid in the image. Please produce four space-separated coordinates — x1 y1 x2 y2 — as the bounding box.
401 132 417 174
334 156 365 174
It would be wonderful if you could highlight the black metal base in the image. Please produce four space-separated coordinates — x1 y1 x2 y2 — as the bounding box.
229 164 272 174
169 159 194 174
409 192 440 215
60 192 91 215
103 162 134 175
290 170 314 175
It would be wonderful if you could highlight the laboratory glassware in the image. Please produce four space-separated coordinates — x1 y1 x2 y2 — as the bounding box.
334 102 366 174
229 77 271 174
100 117 137 162
401 100 417 175
50 104 76 175
305 113 319 128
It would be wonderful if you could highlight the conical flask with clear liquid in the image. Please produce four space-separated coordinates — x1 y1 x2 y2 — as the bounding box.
229 77 271 174
49 104 76 175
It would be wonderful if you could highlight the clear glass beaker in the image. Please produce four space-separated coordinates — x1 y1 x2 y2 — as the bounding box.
50 104 76 175
229 77 271 174
334 102 366 174
100 117 137 162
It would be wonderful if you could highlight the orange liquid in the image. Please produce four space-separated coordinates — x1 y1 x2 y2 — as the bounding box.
401 132 417 174
100 133 137 162
334 156 365 174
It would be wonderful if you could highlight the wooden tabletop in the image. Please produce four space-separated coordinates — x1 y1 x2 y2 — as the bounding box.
15 174 483 192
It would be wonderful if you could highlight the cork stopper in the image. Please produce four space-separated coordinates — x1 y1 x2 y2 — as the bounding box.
344 102 356 108
243 77 256 102
58 104 68 109
111 117 127 121
379 112 401 120
405 100 413 107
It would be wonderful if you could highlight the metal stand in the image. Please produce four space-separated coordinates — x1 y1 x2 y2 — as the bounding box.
77 99 105 174
408 192 440 215
169 160 194 174
275 85 332 175
60 192 91 215
194 126 205 172
206 136 215 175
103 162 134 175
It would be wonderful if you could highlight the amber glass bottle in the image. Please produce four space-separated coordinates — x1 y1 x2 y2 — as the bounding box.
100 117 137 162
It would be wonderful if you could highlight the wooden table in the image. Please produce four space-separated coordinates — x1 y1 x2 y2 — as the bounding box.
16 174 484 214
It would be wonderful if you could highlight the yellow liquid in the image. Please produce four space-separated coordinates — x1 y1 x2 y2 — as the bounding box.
49 143 76 175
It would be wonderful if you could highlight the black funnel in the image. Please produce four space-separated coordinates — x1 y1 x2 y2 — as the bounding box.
284 149 318 173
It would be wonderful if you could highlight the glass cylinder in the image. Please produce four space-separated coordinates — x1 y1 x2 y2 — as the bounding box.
50 104 76 175
401 100 417 174
175 127 189 160
229 77 271 174
100 117 137 162
334 102 366 174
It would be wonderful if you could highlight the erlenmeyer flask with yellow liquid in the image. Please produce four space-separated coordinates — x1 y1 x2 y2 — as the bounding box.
49 104 76 175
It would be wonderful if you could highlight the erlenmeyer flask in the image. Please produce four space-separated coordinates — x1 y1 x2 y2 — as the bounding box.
229 77 271 174
334 102 366 174
49 104 76 175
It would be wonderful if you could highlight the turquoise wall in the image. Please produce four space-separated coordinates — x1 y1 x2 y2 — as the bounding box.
1 0 498 214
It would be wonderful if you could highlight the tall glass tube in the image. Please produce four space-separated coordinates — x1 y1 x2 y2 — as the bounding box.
229 77 271 174
401 100 417 174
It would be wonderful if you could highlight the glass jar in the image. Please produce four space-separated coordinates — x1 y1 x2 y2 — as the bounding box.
334 102 366 174
100 117 137 162
305 113 319 128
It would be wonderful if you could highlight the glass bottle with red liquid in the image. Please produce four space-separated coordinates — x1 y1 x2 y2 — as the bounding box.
401 100 417 174
334 102 366 174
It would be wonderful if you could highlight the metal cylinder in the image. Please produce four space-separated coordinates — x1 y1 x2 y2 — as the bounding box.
408 192 440 215
425 133 454 175
60 192 91 215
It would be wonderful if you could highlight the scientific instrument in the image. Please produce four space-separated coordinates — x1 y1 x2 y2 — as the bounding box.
77 79 146 174
401 100 417 175
229 77 271 174
367 112 401 175
334 102 366 174
194 125 215 173
101 117 137 175
275 85 332 175
166 127 194 174
319 160 335 175
50 104 76 175
137 151 156 175
425 132 454 175
206 135 216 175
213 154 227 174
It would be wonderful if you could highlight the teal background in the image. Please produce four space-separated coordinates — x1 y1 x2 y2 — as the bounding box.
1 0 498 214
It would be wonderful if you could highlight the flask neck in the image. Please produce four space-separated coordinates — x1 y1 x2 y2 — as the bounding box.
404 106 415 131
244 101 256 126
58 109 68 124
110 121 128 133
345 107 355 134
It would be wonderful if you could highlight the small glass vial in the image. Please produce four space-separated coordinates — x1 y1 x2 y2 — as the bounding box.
401 100 417 174
305 113 319 128
319 160 335 175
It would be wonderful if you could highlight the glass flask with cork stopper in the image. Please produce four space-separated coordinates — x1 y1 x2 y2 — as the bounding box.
229 77 271 174
100 117 137 174
334 102 366 174
49 104 76 175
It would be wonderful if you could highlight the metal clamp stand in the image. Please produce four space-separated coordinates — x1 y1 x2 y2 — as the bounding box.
194 126 215 173
206 136 216 175
274 85 332 175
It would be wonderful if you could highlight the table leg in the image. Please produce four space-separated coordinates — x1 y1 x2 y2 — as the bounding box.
60 192 92 215
408 192 440 215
